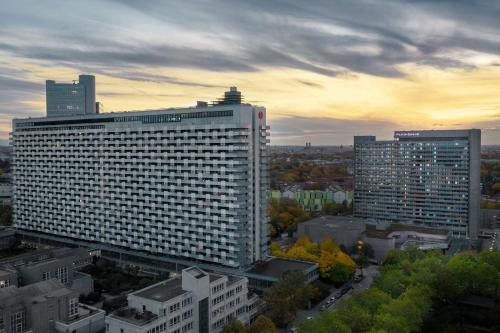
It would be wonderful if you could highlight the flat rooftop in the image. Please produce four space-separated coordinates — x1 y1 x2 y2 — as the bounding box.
246 257 317 280
133 277 187 302
300 215 365 230
109 307 157 326
365 223 449 239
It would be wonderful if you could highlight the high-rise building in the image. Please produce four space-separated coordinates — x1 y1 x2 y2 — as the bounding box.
12 88 269 268
354 130 481 239
46 74 96 117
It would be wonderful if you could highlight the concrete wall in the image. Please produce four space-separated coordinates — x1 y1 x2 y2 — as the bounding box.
71 272 94 296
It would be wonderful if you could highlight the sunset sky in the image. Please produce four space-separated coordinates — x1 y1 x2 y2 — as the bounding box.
1 0 500 145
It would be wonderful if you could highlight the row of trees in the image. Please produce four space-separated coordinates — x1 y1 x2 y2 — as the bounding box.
301 248 500 333
271 236 356 285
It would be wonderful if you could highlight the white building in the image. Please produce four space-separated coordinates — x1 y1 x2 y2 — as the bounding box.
105 267 258 333
12 88 269 268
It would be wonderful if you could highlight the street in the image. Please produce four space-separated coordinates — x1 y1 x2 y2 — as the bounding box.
286 265 379 332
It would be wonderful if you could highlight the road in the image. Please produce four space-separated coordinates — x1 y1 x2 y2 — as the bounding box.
286 265 379 332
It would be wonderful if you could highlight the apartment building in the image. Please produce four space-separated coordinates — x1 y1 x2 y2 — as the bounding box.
105 267 258 333
354 130 481 239
12 87 269 268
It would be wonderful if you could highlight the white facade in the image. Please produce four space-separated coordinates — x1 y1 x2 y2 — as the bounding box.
12 103 269 268
105 267 253 333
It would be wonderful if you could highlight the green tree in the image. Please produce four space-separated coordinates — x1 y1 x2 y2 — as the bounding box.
248 315 277 333
222 317 246 333
300 313 351 333
264 270 312 327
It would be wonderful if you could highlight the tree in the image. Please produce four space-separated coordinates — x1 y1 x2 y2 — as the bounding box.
222 317 246 333
248 315 277 333
264 270 312 327
300 313 351 333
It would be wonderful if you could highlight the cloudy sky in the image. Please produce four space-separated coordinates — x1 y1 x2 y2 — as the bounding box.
1 0 500 145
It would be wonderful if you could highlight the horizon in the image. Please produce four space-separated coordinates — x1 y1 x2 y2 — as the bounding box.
2 1 500 145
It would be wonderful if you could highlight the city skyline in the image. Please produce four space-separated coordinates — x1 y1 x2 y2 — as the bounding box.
1 1 500 145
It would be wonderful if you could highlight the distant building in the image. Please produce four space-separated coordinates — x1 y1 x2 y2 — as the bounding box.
106 267 258 333
297 215 451 263
271 189 353 212
362 221 451 262
354 130 481 240
95 101 103 114
0 173 11 206
297 215 365 249
0 279 105 333
0 247 93 295
46 74 97 117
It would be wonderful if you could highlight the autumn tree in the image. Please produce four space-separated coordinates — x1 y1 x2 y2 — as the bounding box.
248 315 278 333
222 317 246 333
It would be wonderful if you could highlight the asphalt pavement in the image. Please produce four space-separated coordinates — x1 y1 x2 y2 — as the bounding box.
286 265 379 332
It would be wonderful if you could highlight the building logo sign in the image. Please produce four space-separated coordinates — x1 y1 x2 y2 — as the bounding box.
395 131 420 138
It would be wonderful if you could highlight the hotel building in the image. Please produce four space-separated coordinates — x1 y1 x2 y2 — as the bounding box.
354 130 481 239
11 87 270 269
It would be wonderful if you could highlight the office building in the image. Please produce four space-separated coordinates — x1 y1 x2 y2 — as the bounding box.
0 279 105 333
354 130 481 239
12 87 269 269
0 247 94 295
105 267 258 333
46 74 96 117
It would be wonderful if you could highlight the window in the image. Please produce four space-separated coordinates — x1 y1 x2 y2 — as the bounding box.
10 311 25 333
42 271 50 281
182 309 193 320
212 283 224 294
69 297 78 317
169 315 180 327
169 302 180 313
55 266 68 284
182 297 192 307
182 322 193 332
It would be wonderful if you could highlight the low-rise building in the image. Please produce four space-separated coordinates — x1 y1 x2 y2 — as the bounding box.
0 279 105 333
297 215 365 249
106 267 256 333
362 221 451 262
297 215 451 263
0 247 94 295
245 257 319 292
